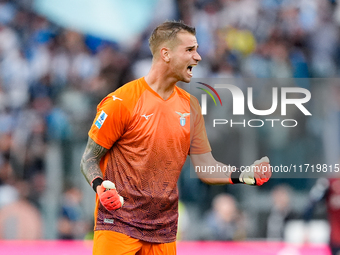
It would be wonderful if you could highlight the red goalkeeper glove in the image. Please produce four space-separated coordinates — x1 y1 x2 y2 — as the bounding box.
230 156 271 186
94 180 124 211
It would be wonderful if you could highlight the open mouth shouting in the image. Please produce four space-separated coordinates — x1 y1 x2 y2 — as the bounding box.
187 65 195 77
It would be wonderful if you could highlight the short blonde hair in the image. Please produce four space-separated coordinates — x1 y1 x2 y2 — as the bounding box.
149 21 196 56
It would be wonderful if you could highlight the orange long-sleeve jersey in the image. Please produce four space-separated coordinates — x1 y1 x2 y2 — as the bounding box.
88 77 211 243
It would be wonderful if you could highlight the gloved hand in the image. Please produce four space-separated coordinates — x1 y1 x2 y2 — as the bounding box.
96 180 124 211
230 156 271 186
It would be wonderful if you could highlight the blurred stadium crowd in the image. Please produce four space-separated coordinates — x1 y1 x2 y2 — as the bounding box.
0 0 339 242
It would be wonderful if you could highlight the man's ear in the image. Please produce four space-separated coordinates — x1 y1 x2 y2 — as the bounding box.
160 47 170 63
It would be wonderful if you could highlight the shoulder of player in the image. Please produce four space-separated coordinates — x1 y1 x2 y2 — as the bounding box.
175 86 190 101
175 86 200 108
100 78 145 111
111 78 144 100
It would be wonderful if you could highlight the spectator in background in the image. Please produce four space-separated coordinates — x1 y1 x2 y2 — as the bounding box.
58 186 89 239
0 180 43 239
266 184 296 240
200 193 246 241
0 153 17 208
304 178 340 255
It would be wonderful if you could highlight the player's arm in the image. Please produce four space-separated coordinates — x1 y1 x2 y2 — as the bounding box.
191 152 233 184
80 137 108 185
80 137 123 210
191 152 271 186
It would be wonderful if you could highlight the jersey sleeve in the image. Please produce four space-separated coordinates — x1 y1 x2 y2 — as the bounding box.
88 94 130 149
190 96 211 154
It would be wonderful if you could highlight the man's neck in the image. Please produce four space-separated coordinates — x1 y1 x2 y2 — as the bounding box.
144 66 177 100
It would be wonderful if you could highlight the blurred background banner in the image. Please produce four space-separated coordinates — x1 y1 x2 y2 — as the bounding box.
33 0 158 45
190 78 338 179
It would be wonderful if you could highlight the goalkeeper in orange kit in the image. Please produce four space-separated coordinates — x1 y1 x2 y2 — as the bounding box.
80 20 271 255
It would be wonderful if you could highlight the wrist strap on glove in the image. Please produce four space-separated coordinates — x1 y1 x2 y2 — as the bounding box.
91 177 103 193
229 169 242 184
